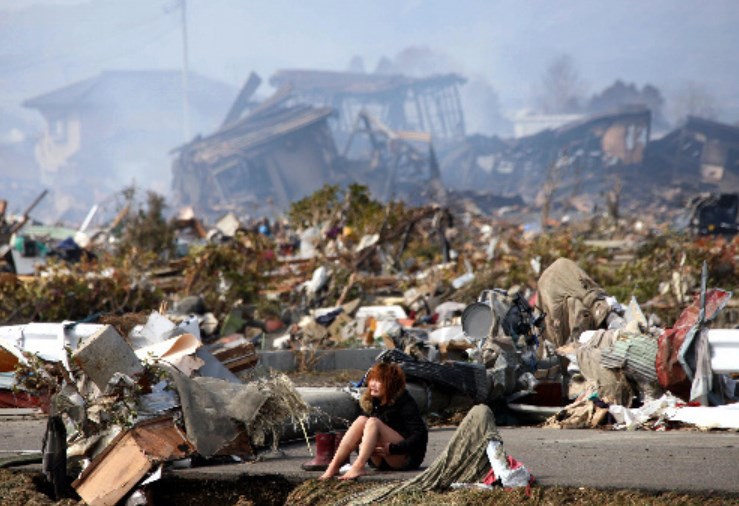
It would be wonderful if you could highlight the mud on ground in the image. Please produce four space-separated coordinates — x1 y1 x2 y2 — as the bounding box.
0 469 80 506
3 469 737 506
287 480 738 505
5 370 726 505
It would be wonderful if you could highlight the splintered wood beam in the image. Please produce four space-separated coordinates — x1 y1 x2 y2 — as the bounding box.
413 91 426 132
453 85 466 137
442 86 459 132
221 72 262 128
265 157 291 209
433 91 449 138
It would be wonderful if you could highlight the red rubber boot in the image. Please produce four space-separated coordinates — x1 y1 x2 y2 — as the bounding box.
301 432 335 471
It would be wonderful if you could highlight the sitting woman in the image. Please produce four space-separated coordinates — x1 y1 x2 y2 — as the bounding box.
319 362 428 480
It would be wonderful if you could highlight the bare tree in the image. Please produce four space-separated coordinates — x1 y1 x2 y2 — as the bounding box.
539 155 563 230
588 80 668 128
535 54 586 114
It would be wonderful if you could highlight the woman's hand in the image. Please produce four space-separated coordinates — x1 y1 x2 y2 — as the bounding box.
373 442 391 457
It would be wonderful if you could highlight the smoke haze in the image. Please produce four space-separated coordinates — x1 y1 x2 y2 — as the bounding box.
2 0 738 220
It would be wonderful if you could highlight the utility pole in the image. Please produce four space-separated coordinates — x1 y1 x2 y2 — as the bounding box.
180 0 191 142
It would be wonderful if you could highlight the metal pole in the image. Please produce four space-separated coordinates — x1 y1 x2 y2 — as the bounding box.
180 0 192 142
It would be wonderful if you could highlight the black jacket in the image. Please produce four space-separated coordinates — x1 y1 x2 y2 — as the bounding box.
363 389 428 469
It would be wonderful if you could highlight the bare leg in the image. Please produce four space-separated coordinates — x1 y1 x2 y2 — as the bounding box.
340 417 405 480
318 416 367 480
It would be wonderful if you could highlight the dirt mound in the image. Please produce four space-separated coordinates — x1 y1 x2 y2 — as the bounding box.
286 479 736 506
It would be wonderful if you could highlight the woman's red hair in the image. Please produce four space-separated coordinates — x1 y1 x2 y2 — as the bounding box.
366 362 406 405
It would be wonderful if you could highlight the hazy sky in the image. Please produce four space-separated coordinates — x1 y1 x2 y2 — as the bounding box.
2 0 738 222
2 0 739 122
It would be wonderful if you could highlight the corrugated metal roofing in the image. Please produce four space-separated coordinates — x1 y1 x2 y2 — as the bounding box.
601 335 658 383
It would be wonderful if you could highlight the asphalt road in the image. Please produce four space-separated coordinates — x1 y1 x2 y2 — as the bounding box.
2 413 737 496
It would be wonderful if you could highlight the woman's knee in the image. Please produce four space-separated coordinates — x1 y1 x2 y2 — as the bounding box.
364 416 383 432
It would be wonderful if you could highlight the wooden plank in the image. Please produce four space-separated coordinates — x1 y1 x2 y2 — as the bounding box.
219 355 259 373
212 342 256 362
130 419 193 461
73 416 193 506
74 434 151 506
0 346 20 371
221 72 262 128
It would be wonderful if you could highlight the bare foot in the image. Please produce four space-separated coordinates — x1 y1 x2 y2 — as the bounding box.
339 466 367 480
318 468 338 481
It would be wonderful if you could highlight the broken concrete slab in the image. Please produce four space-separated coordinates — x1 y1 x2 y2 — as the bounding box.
73 325 144 391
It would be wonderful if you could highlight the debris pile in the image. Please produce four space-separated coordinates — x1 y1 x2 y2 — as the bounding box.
1 123 739 503
1 313 310 504
163 69 739 224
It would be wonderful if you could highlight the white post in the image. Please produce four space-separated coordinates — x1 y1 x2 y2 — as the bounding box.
180 0 191 142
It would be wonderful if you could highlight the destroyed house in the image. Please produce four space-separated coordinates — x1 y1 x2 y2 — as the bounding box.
647 116 739 188
0 110 41 199
23 70 235 219
172 103 337 215
336 111 444 204
533 105 651 167
269 70 467 142
487 106 651 202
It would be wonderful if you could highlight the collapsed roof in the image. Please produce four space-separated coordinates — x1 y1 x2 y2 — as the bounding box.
270 69 467 141
172 73 449 218
648 115 739 187
172 67 739 221
172 97 337 215
440 106 652 205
